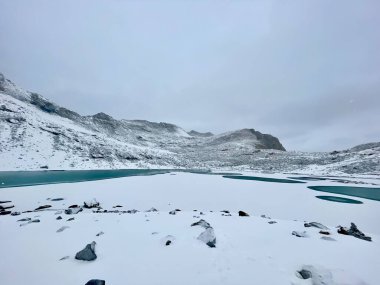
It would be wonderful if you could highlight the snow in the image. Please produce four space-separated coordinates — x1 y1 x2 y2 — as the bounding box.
0 172 379 284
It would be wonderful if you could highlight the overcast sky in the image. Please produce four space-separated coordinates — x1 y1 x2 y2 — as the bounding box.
0 0 379 151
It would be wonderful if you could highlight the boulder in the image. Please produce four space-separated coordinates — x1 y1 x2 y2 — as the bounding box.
304 222 329 230
338 223 372 241
35 205 52 211
292 231 308 238
75 241 97 261
84 199 100 209
238 211 249 217
191 219 211 229
85 280 105 285
65 207 83 215
198 227 216 248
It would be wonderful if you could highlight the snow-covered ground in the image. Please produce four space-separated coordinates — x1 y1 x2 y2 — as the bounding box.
1 172 379 285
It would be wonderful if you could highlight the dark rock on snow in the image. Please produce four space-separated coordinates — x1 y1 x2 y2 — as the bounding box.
35 205 52 211
298 269 312 279
84 199 100 209
292 231 308 238
85 279 105 285
304 222 329 230
65 207 83 215
238 211 249 217
338 223 372 241
56 216 62 220
75 241 97 261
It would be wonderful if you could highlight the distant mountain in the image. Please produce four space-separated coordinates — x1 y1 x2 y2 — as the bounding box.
0 72 379 174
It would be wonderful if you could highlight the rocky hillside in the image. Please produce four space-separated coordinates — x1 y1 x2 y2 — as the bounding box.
0 72 379 175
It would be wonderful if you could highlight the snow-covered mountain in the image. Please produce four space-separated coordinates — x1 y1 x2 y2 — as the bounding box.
0 72 379 174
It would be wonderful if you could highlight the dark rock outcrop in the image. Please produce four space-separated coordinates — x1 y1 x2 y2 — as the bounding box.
338 223 372 241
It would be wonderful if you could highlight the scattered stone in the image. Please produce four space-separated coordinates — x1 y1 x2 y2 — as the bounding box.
59 256 70 261
151 232 159 235
321 236 336 241
191 219 211 229
40 165 49 169
297 269 312 279
68 205 79 208
261 214 271 219
319 230 331 235
85 280 105 285
65 207 83 215
0 201 12 204
169 210 176 215
296 265 333 284
51 198 64 201
268 221 277 224
75 241 97 261
146 207 158 212
67 217 75 221
0 211 12 215
11 212 21 216
162 235 175 246
17 217 31 222
304 222 329 230
56 216 62 220
57 226 70 233
200 212 204 215
238 211 249 217
96 231 104 237
337 223 372 241
0 204 14 210
292 231 308 238
126 209 138 214
198 227 216 248
30 219 40 223
35 205 52 211
84 199 100 209
221 210 230 214
113 205 123 208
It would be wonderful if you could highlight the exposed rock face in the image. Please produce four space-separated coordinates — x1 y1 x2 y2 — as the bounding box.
188 130 214 137
75 241 97 261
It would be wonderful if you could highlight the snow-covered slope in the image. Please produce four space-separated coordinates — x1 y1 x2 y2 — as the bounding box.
0 72 379 175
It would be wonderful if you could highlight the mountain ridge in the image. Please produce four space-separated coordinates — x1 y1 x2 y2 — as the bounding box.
0 72 379 174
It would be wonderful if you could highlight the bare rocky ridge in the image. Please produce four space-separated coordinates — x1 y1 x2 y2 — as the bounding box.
0 72 379 174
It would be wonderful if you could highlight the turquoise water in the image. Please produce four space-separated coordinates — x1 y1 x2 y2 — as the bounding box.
288 176 328 181
0 169 170 188
316 195 363 204
309 186 380 202
222 175 305 184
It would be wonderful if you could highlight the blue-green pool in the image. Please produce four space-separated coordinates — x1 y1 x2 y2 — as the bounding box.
315 195 363 204
309 186 380 202
223 175 305 184
0 169 170 188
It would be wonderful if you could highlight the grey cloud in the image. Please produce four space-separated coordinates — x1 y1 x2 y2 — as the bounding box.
0 0 379 151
